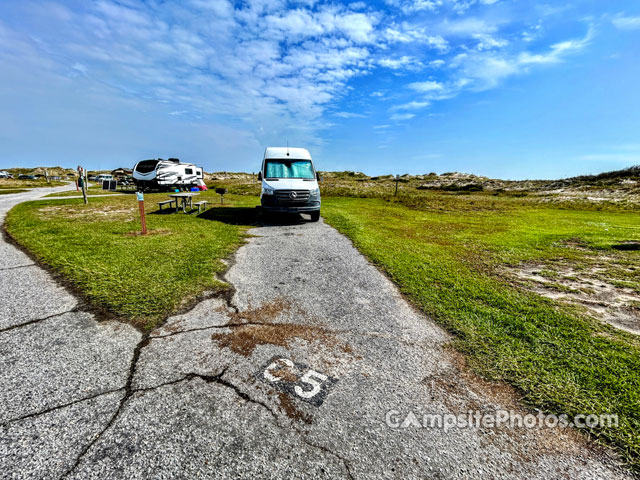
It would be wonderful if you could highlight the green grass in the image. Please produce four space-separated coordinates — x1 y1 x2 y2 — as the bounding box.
322 194 640 470
5 192 258 330
0 189 27 195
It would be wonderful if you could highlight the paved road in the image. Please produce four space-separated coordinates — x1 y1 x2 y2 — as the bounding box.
0 190 630 479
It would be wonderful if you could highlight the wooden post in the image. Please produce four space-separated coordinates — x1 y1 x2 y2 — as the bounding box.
137 192 147 235
78 166 88 204
394 175 399 196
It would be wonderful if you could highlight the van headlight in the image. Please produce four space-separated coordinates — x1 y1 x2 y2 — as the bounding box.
309 188 320 197
262 187 275 195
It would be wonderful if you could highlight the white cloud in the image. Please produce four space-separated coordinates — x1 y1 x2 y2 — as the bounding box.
439 17 497 36
390 100 431 111
378 55 422 70
0 0 604 146
611 15 640 31
385 0 443 14
334 111 366 118
446 28 593 90
519 29 592 65
473 33 508 50
408 80 444 92
383 24 449 51
390 112 416 121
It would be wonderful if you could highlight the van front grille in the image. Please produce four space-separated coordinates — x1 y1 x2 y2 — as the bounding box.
274 189 310 204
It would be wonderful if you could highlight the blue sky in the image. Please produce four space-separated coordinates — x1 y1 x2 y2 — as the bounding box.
1 0 639 179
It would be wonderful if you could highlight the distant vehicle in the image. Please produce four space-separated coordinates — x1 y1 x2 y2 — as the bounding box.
258 147 321 222
95 174 114 183
0 171 9 178
132 158 204 191
88 175 97 181
18 174 36 180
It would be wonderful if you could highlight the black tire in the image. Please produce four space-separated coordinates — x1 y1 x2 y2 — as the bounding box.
310 211 320 222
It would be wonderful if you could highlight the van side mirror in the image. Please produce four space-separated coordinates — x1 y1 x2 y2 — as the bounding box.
257 172 262 181
316 172 322 182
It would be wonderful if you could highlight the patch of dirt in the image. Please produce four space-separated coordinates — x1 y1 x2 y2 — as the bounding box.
211 299 354 357
505 260 640 335
211 322 352 357
436 346 620 464
278 391 312 424
227 298 291 324
36 204 136 220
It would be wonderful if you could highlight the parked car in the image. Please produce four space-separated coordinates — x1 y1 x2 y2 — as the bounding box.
88 175 97 181
258 147 321 221
0 171 10 178
18 174 36 180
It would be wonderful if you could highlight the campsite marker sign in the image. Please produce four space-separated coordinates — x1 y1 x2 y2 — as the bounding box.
137 191 147 235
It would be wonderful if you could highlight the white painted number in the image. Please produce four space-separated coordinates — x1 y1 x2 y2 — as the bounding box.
263 358 295 383
262 358 332 402
295 370 328 399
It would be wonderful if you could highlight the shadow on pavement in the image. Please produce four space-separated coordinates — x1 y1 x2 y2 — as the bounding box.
197 206 312 226
198 206 260 225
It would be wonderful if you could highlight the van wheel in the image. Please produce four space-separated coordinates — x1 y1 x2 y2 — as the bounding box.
310 211 320 222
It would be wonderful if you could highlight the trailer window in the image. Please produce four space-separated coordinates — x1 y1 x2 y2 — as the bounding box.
135 160 159 173
185 168 193 174
265 159 314 179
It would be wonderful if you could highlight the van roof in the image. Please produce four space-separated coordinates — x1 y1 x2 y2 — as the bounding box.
264 147 312 160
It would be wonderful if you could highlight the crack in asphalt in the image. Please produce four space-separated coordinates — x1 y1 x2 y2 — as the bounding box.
0 388 124 427
149 319 287 339
138 371 356 480
59 333 150 479
57 359 355 479
0 309 78 334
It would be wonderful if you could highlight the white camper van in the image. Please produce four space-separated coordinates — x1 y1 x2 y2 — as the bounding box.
258 147 321 221
132 158 203 191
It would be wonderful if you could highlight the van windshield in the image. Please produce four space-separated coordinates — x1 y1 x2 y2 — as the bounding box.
265 159 314 179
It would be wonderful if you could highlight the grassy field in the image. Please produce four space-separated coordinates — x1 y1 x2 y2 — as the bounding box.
5 191 257 330
0 189 28 195
321 193 640 470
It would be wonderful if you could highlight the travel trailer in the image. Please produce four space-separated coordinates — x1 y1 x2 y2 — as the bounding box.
132 158 204 191
258 147 321 221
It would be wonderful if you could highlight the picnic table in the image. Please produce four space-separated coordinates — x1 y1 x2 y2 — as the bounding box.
169 192 199 213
